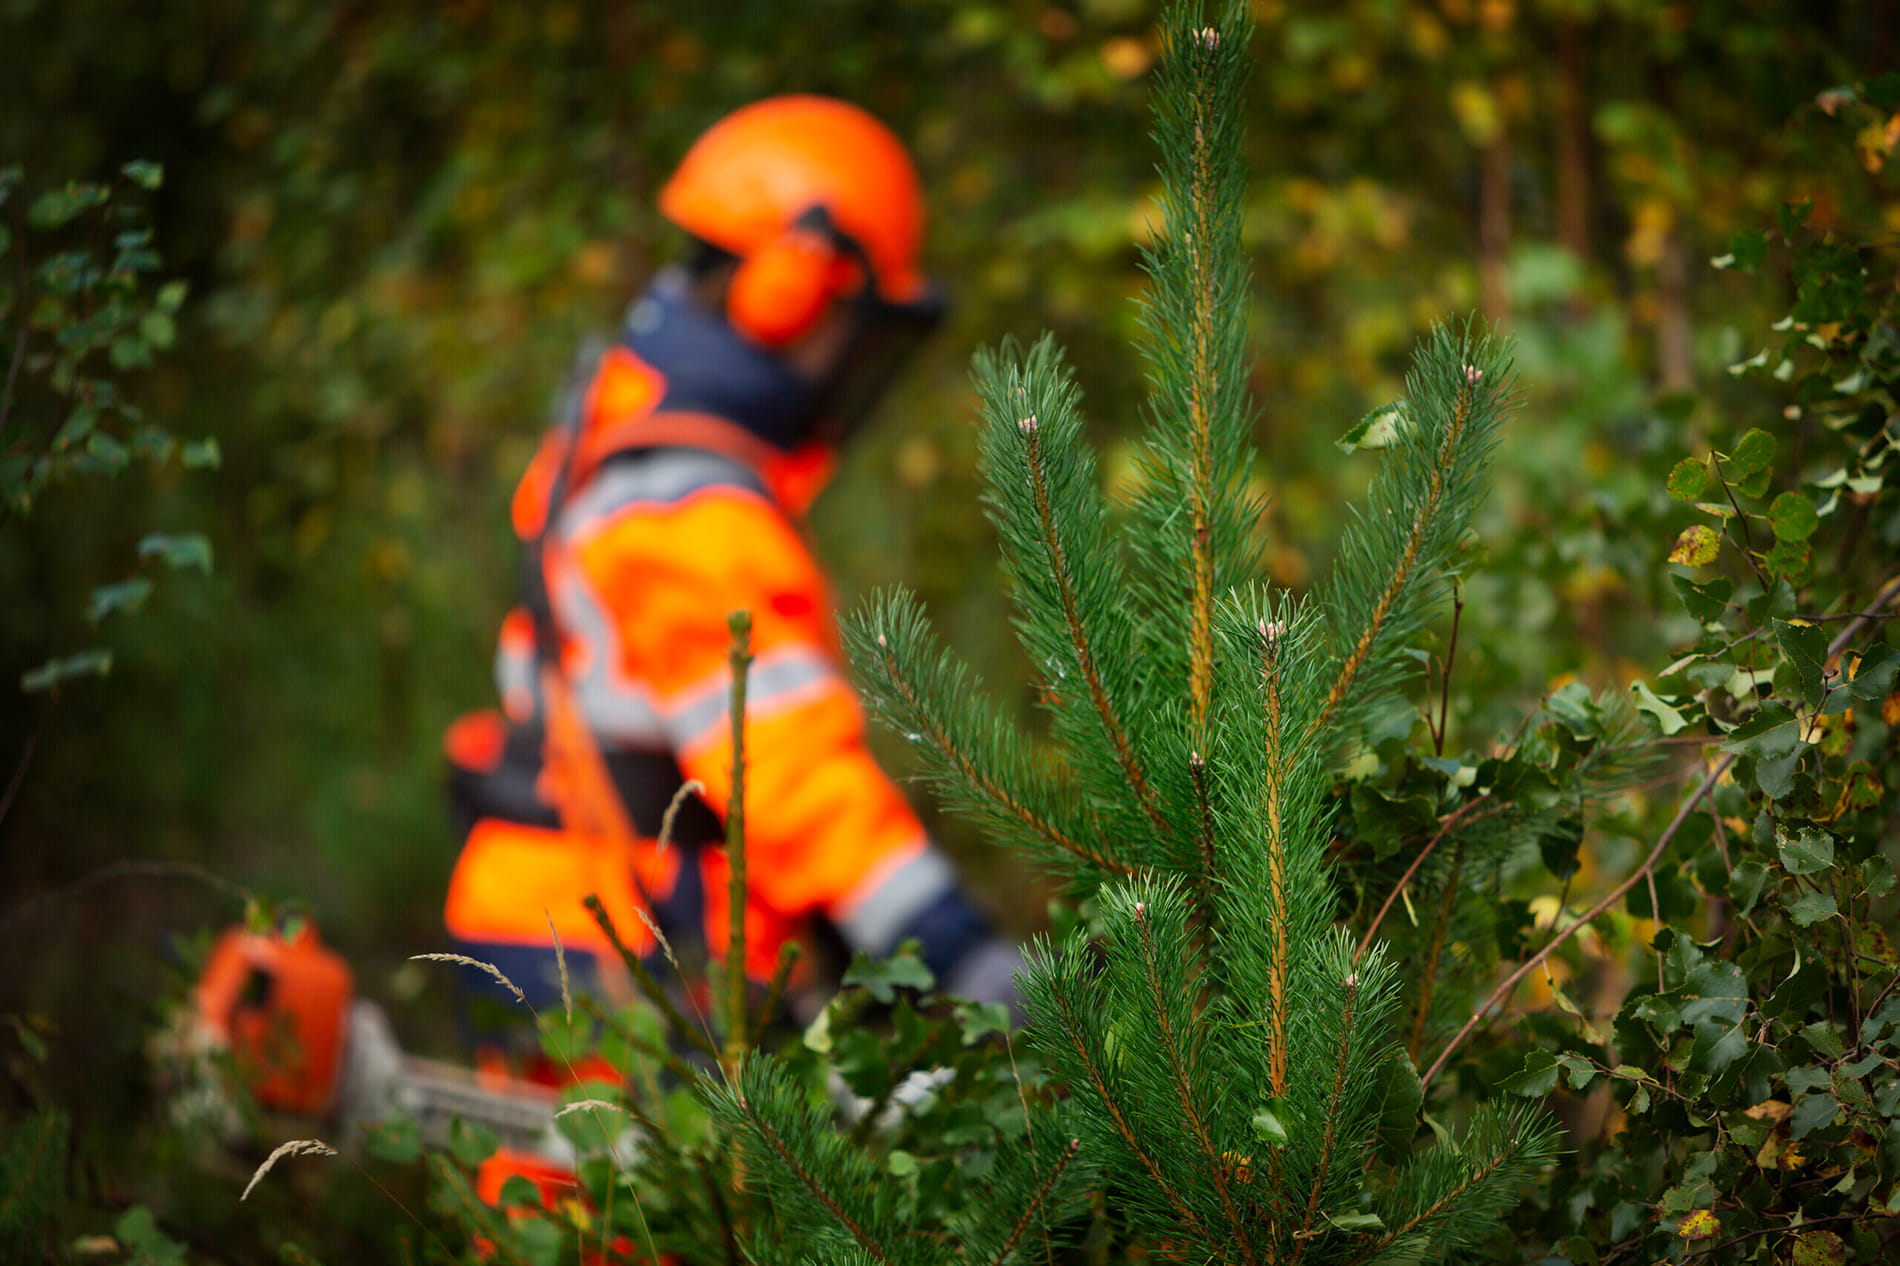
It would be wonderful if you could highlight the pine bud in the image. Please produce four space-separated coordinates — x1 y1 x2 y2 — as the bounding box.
1019 414 1039 435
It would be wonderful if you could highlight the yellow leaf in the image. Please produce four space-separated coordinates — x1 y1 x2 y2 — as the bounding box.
1678 1209 1720 1241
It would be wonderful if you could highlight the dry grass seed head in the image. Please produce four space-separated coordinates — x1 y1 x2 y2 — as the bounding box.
409 953 527 1005
241 1138 337 1201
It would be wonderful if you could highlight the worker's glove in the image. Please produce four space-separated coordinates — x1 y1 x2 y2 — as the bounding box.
940 935 1026 1024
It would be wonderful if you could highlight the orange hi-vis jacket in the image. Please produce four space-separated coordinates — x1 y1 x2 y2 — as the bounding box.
443 286 986 996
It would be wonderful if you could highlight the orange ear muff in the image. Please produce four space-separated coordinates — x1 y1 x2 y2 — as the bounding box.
726 227 840 347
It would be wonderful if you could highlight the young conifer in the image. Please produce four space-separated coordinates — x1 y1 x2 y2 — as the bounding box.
850 0 1558 1260
722 0 1561 1261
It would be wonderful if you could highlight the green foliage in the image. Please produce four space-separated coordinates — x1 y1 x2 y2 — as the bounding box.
1444 80 1900 1265
1 159 215 691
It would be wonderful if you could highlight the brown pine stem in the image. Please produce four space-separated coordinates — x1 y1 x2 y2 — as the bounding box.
1185 38 1220 743
1022 417 1170 840
1049 974 1212 1239
1132 902 1259 1266
741 1096 892 1263
870 633 1131 876
1290 969 1364 1262
1405 842 1465 1060
988 1138 1083 1266
1260 623 1291 1099
723 610 753 1083
1310 378 1476 744
1190 751 1220 930
1432 585 1464 757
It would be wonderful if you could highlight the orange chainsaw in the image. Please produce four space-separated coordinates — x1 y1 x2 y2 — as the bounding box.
180 921 597 1202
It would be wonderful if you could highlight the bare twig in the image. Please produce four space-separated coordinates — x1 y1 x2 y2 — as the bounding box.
1355 794 1490 965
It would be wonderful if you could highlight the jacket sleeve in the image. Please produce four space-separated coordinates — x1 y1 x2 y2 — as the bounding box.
565 482 990 972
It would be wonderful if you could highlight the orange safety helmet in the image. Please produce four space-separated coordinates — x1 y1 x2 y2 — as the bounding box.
658 95 933 348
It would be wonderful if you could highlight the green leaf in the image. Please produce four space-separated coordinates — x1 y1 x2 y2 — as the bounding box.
1765 537 1811 581
1735 463 1774 499
1800 1022 1846 1061
1557 1054 1599 1090
181 437 221 469
88 577 154 622
1846 643 1897 703
1630 680 1689 735
1724 705 1801 759
121 159 164 190
1251 1099 1291 1146
1336 400 1409 452
887 1149 918 1176
1768 491 1819 541
1728 427 1777 473
139 310 176 349
363 1117 421 1164
27 181 110 229
1666 457 1709 501
20 648 112 692
156 279 189 311
510 1217 561 1266
1792 1230 1849 1266
1322 1210 1387 1233
1774 619 1830 708
842 946 935 1003
1500 1049 1561 1097
1789 1093 1839 1139
1670 574 1732 624
1776 826 1836 876
1728 230 1770 274
1729 860 1769 917
1669 523 1721 567
1784 889 1838 927
496 1174 542 1210
448 1116 500 1167
137 532 213 573
114 1206 187 1266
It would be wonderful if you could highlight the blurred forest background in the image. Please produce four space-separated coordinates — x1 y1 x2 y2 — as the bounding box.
2 0 1895 1254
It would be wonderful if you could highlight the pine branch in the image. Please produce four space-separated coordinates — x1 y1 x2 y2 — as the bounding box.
1129 894 1259 1266
986 1137 1082 1266
1258 618 1292 1101
715 1059 903 1264
745 1112 889 1263
1311 325 1512 748
1022 938 1214 1241
845 590 1130 877
980 340 1170 844
1289 968 1364 1260
1351 1104 1562 1265
1181 21 1225 740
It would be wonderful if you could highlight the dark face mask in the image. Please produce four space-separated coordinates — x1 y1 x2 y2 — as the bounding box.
810 281 948 447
